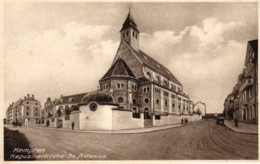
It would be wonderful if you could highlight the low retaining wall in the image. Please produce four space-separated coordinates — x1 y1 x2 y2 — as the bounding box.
112 110 144 130
153 114 201 126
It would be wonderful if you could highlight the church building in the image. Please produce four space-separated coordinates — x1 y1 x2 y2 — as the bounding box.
97 11 198 128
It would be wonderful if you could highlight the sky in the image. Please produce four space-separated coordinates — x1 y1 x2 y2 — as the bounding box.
3 2 258 114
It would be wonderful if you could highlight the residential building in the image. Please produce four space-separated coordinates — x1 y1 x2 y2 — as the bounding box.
6 94 42 125
224 40 258 124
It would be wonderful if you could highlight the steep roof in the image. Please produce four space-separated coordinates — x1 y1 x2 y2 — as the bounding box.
130 46 182 86
56 93 88 105
100 58 136 81
249 39 258 54
120 12 139 32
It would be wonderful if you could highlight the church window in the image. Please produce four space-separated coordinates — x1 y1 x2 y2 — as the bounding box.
133 99 136 104
117 83 120 88
89 103 98 112
121 83 124 88
156 99 159 104
172 103 175 108
35 113 38 116
144 98 149 104
171 94 175 99
27 102 29 104
147 87 150 92
123 33 125 38
144 86 150 93
118 97 123 103
27 112 29 116
165 100 168 106
144 88 147 93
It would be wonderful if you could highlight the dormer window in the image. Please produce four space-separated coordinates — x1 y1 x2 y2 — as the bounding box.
163 80 168 87
147 72 151 79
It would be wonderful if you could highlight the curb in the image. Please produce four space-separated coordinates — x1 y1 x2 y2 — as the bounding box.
5 120 204 134
223 122 258 135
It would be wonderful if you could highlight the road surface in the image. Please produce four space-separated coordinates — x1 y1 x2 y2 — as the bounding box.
5 119 258 160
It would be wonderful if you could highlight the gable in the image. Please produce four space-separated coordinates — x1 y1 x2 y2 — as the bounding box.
112 41 144 79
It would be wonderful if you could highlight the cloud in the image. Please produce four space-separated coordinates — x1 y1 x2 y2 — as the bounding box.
189 17 246 52
5 22 118 105
138 17 247 113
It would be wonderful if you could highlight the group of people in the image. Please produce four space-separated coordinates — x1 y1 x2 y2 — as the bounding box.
181 118 188 125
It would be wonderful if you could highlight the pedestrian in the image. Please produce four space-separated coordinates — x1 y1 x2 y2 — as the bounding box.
184 118 186 125
71 121 75 130
186 118 188 124
181 118 183 124
235 118 238 127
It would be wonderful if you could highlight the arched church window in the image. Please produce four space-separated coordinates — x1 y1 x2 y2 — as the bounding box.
156 99 159 104
144 98 149 104
117 83 120 88
133 99 136 104
121 83 124 88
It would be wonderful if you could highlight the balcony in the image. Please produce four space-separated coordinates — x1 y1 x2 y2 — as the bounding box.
241 78 253 91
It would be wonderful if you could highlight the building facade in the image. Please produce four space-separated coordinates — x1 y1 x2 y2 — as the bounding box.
6 94 42 125
224 40 258 124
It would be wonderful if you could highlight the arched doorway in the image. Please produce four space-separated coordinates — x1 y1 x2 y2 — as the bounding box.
144 108 151 119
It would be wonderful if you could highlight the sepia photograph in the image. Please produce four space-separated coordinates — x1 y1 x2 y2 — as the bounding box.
3 1 258 161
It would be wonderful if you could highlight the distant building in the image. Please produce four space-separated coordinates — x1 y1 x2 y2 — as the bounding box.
193 101 206 117
224 40 258 124
6 94 42 125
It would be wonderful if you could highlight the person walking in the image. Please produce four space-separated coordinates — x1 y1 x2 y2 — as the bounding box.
235 118 238 127
71 121 75 130
181 118 184 125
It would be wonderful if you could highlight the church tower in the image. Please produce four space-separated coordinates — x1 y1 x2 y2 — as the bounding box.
120 10 140 51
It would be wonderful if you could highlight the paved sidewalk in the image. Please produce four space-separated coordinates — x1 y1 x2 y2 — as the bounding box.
224 119 258 135
5 120 203 134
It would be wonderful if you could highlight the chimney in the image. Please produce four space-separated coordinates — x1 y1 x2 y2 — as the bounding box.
32 95 34 98
27 94 30 97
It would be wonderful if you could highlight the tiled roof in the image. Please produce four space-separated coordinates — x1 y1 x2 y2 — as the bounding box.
131 48 182 86
100 58 136 81
56 93 88 105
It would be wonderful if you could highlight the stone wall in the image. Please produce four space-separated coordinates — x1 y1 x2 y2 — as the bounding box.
112 109 144 130
62 112 80 130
